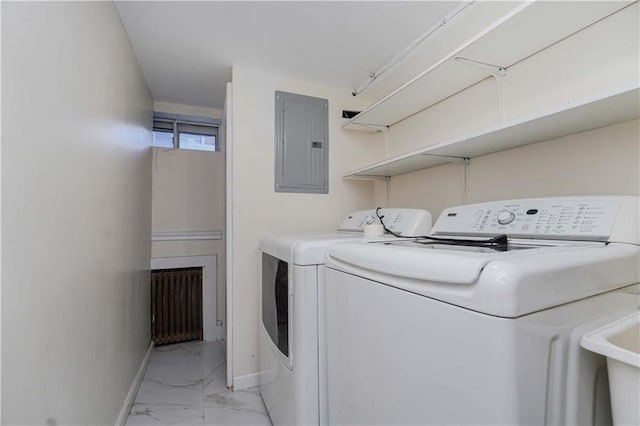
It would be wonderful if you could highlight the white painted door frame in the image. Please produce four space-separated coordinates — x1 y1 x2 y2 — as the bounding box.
224 82 234 389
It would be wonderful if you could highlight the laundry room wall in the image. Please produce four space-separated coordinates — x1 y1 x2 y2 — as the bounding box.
154 101 223 121
2 2 152 424
229 65 383 382
383 120 639 219
372 2 639 219
151 149 223 244
150 101 226 338
150 148 226 335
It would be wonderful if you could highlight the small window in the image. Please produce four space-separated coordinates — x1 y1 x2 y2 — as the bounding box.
152 114 219 151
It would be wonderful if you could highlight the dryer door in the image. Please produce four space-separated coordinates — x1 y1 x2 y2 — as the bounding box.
262 252 291 366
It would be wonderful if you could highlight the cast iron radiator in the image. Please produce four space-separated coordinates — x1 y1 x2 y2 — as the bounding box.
151 267 203 345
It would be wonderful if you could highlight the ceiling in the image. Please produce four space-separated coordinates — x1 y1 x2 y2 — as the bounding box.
115 1 464 110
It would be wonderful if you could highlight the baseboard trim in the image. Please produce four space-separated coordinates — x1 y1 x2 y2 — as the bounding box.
115 341 154 426
232 371 260 391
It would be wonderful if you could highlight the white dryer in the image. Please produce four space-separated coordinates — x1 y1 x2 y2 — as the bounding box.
258 208 432 426
324 196 640 425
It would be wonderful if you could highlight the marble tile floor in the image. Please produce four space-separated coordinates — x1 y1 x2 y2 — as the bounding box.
125 341 272 426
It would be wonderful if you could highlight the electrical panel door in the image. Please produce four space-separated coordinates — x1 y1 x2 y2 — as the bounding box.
275 91 328 193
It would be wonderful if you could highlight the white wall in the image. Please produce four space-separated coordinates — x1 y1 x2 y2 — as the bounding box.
150 148 226 333
153 101 223 120
230 65 381 379
374 2 639 219
2 2 153 424
151 149 224 235
382 120 640 219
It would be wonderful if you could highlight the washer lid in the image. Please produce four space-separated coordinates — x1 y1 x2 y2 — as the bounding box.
327 239 549 284
326 239 640 317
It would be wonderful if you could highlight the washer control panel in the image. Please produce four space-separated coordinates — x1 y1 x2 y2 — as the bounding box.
338 208 432 237
432 198 619 241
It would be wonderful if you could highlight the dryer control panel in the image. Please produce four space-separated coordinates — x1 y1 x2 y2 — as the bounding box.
433 198 621 241
338 208 432 237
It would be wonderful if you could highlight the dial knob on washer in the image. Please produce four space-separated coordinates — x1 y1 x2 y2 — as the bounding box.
365 215 377 225
497 210 516 225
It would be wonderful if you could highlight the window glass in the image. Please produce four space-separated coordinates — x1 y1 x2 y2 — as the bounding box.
152 114 219 152
179 133 216 151
153 130 174 148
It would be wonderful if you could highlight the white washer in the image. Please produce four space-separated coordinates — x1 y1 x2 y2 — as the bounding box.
259 208 432 426
324 196 640 425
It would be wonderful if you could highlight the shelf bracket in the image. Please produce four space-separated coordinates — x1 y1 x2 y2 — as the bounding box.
420 154 469 164
346 174 391 182
379 125 391 158
455 57 506 76
353 123 390 132
455 57 507 122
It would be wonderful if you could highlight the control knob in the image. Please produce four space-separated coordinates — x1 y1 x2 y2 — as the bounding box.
497 210 516 225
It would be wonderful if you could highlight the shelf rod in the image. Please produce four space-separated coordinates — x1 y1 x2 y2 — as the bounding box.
352 1 476 97
343 0 534 128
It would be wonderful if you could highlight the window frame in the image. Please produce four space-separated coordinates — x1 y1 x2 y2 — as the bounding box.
152 112 221 151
